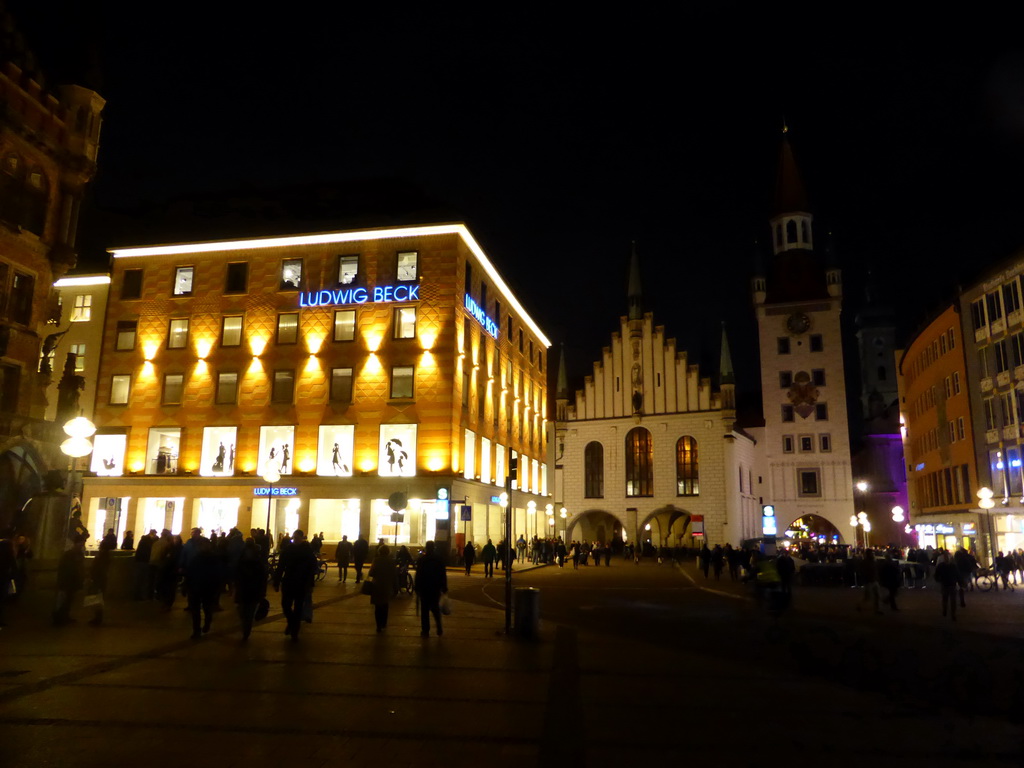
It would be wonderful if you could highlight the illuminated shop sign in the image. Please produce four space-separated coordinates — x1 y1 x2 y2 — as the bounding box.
253 486 299 497
915 523 954 535
465 294 499 339
299 284 419 308
962 523 976 535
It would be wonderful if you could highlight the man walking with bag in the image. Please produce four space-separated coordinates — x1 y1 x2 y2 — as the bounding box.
274 530 318 640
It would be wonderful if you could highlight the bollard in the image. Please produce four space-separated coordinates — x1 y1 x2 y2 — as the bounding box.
513 587 540 638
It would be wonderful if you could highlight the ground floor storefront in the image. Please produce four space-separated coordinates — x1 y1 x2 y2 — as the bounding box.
80 475 550 557
911 509 1024 563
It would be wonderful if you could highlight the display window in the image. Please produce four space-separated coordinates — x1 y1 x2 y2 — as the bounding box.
258 425 295 475
480 437 491 484
379 424 417 477
317 425 354 476
200 426 238 477
196 498 240 534
146 427 181 475
140 497 184 535
464 429 475 480
90 434 127 476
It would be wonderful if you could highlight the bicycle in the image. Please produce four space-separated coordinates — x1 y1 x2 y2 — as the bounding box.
397 564 414 595
315 557 328 582
976 566 1014 592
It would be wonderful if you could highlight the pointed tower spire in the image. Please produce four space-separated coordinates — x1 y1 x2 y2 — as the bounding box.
770 130 813 256
720 322 736 425
627 241 642 321
720 322 735 386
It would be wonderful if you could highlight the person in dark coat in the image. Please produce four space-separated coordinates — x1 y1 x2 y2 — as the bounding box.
879 552 901 611
352 536 369 583
776 549 796 599
481 539 496 578
234 539 267 640
185 534 221 638
463 541 476 576
274 530 318 640
336 535 353 582
935 551 960 621
414 541 448 636
133 529 156 600
368 544 397 632
88 536 116 625
120 530 134 550
54 535 86 626
699 544 711 578
711 545 725 580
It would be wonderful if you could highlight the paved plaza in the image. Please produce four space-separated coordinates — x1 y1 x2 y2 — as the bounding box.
1 561 1023 767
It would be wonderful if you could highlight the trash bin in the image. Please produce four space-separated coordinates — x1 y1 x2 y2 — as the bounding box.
513 587 540 638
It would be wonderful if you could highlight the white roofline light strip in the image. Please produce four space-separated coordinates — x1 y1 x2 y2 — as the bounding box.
53 275 111 287
109 223 551 348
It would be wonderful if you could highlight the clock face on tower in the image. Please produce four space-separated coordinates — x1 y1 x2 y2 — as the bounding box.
786 312 811 334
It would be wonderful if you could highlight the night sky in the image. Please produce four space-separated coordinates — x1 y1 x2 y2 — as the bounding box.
12 4 1024 411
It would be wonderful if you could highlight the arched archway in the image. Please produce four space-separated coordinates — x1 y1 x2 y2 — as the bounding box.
782 514 845 545
638 506 692 551
0 440 48 532
566 509 624 553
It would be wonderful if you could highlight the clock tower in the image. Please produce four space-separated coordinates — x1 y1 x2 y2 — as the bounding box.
752 132 854 543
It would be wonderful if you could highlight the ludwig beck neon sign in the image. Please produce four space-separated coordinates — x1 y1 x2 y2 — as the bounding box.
299 284 419 308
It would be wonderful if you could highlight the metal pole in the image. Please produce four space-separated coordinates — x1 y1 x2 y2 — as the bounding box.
505 463 513 635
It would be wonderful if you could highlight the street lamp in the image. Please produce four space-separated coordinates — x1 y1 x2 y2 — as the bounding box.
61 416 95 546
560 506 567 539
262 463 281 542
891 505 905 523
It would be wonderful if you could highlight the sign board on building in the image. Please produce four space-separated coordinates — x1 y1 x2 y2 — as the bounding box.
691 515 704 537
253 486 299 497
460 505 472 522
299 284 419 308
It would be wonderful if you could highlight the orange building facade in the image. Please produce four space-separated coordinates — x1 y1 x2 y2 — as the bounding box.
81 223 551 551
897 305 980 553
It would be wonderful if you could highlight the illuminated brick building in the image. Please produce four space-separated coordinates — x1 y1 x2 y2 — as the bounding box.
81 223 551 550
0 19 104 531
897 305 979 553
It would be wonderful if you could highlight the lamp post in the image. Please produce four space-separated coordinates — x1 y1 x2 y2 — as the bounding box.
262 463 281 545
560 506 567 539
61 416 95 547
977 486 996 564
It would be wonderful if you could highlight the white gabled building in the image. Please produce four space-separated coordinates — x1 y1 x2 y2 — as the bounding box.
553 248 761 550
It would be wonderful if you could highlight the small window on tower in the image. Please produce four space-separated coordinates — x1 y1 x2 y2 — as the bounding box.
810 334 823 352
777 338 791 355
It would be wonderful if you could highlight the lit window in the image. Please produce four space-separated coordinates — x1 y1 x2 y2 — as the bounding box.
69 343 86 373
70 294 92 322
276 313 299 344
216 372 238 405
272 370 295 403
676 436 699 496
280 259 303 290
173 266 194 296
391 366 414 399
163 373 184 405
116 321 137 351
338 254 359 285
146 427 180 474
397 251 418 282
110 375 130 405
333 309 355 342
625 427 653 497
330 367 353 402
167 318 189 349
393 306 416 339
222 316 242 347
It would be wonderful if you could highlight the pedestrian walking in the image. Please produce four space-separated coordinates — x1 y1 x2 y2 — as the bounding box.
879 552 901 612
711 545 724 580
858 549 882 614
274 530 318 640
481 539 496 578
352 536 369 583
87 536 116 625
336 535 353 582
234 539 267 640
935 552 959 621
185 533 221 639
415 541 448 636
53 535 86 626
776 548 796 601
463 541 476 576
368 544 397 632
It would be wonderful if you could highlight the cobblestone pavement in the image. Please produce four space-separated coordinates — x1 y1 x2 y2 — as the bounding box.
1 563 1022 768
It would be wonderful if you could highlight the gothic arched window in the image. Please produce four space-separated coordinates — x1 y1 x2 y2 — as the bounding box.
786 219 798 243
677 436 699 496
584 441 604 498
625 427 653 497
